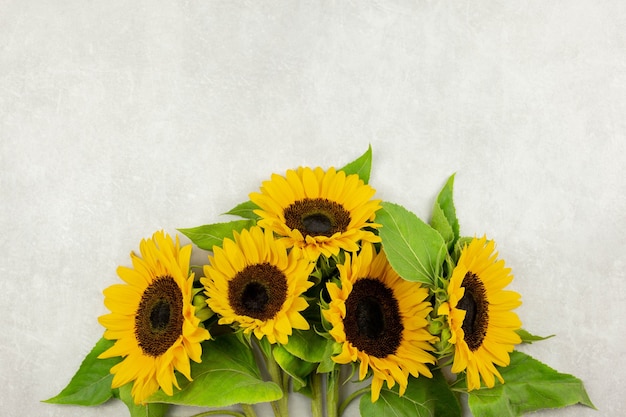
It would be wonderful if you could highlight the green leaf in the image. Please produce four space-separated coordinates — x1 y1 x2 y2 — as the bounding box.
178 220 256 251
274 329 337 386
360 369 462 417
516 328 555 344
282 329 335 363
339 144 373 184
149 334 282 407
273 345 317 390
431 203 455 250
466 351 595 417
118 384 169 417
224 200 261 221
430 174 459 249
44 337 120 406
316 352 338 374
377 202 447 286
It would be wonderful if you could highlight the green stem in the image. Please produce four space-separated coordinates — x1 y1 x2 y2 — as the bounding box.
241 404 258 417
326 369 340 417
310 373 324 417
338 387 370 416
188 410 246 417
265 347 289 417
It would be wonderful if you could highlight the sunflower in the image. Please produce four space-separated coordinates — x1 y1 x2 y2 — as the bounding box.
249 166 381 261
98 231 211 404
437 236 522 391
202 226 314 345
322 243 437 402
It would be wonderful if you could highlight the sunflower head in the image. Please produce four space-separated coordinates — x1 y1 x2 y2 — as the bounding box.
98 231 211 404
249 166 382 261
322 242 437 402
437 236 522 391
201 226 315 345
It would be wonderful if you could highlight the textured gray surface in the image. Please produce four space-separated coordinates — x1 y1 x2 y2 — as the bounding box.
1 1 624 416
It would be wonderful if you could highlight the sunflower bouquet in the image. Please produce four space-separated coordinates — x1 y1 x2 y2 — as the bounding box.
46 146 594 417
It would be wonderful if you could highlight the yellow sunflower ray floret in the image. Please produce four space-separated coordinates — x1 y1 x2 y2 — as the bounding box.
438 236 522 391
323 242 437 402
202 226 314 345
98 231 211 404
250 166 382 261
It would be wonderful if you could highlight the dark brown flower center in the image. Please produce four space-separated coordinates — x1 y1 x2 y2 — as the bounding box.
284 198 351 238
458 272 489 351
135 276 184 357
343 278 403 358
228 263 288 321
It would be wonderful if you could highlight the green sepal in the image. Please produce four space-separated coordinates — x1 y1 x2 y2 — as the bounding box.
224 200 261 221
515 328 555 344
148 334 282 407
309 253 341 287
430 174 460 250
316 348 340 374
462 351 595 417
360 369 462 417
339 144 373 184
191 287 215 323
117 384 169 417
255 333 273 359
178 219 256 251
43 337 120 406
377 202 447 286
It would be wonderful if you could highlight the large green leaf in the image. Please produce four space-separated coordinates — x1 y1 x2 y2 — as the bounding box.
339 145 373 184
44 337 120 406
377 202 447 286
118 384 169 417
149 334 282 407
430 174 459 250
178 220 256 251
466 351 595 417
360 369 462 417
224 200 261 221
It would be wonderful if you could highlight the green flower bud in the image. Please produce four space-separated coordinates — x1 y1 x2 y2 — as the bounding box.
428 318 445 336
434 328 454 357
192 290 215 322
